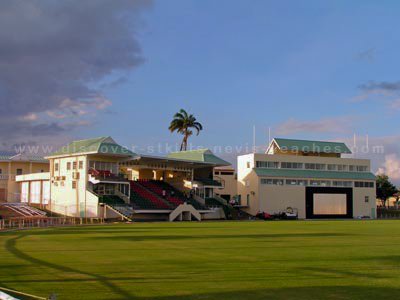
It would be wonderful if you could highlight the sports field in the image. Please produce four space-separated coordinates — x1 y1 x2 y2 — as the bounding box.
1 220 400 300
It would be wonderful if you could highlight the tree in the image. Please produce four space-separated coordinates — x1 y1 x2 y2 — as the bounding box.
169 109 203 151
376 174 398 207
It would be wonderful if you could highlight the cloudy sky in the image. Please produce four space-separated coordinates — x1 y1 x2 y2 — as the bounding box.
1 0 399 182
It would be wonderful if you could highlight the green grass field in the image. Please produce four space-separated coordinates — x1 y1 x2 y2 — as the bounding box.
1 220 400 300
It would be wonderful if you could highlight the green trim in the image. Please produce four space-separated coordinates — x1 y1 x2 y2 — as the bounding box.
167 149 230 166
273 138 352 154
48 136 137 158
254 168 376 180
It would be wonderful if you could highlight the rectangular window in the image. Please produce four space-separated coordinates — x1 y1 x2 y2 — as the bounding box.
67 162 71 170
333 181 353 187
349 165 355 172
73 162 77 170
0 169 2 174
55 163 59 172
310 180 331 187
365 196 369 203
327 164 337 171
79 161 83 169
337 165 348 171
261 178 284 185
286 179 308 186
356 165 368 172
305 163 316 170
72 181 77 189
256 161 279 168
355 181 374 188
220 171 234 175
281 162 303 169
16 169 23 175
305 163 325 170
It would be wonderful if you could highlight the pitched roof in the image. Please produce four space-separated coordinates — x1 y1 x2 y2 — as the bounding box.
254 168 376 180
46 136 137 158
269 138 352 154
167 149 230 166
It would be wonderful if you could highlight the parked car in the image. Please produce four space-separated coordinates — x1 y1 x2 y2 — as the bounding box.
256 211 274 220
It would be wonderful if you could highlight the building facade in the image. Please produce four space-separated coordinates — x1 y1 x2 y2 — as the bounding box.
0 153 49 203
237 138 377 219
17 137 231 220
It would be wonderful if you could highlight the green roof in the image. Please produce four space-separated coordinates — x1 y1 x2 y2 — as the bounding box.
271 138 352 154
167 149 230 166
47 136 137 158
254 168 376 180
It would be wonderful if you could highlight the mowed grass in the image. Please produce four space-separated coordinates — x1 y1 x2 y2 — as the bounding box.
1 221 400 300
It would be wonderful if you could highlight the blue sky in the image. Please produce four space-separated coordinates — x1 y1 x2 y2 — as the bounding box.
92 1 400 149
1 0 399 180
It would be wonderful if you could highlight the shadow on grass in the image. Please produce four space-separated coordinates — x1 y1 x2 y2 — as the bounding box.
139 286 400 300
2 234 135 300
88 232 355 242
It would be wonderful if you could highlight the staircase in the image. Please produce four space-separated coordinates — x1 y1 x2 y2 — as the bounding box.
103 204 132 221
0 203 47 218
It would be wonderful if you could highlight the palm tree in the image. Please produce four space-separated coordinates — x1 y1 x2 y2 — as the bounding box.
169 109 203 151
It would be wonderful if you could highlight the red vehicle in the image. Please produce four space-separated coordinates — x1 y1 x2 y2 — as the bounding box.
256 211 274 220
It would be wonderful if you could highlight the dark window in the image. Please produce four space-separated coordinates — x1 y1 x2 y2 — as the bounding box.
79 161 83 169
16 169 23 175
67 162 71 170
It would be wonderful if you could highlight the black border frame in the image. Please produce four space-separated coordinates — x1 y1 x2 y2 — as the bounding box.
305 187 353 219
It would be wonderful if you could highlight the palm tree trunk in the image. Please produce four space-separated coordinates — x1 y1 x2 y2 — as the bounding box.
182 134 189 151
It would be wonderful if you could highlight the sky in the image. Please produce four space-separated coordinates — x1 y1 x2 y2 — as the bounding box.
1 0 400 182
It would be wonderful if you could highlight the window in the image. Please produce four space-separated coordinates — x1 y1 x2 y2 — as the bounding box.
261 178 284 185
79 161 83 169
337 165 348 171
55 163 59 172
355 181 374 188
356 165 368 172
327 164 337 171
333 181 352 187
310 180 331 186
305 163 316 170
72 181 77 189
16 169 23 175
73 162 77 170
0 169 2 174
286 179 308 186
365 196 369 203
256 161 279 168
220 171 234 175
349 165 355 172
67 162 71 170
246 194 250 206
281 162 303 169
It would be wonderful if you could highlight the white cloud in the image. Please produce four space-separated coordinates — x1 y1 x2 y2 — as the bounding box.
377 154 400 181
276 116 354 135
19 113 38 122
